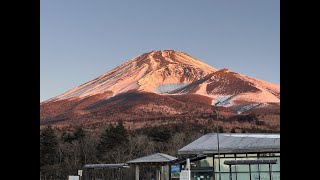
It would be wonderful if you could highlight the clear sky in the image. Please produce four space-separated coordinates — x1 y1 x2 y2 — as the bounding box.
40 0 279 102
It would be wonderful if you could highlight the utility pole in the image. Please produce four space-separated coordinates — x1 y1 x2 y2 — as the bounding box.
214 109 221 180
186 158 191 180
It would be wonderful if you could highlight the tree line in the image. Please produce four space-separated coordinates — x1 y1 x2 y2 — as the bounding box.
40 121 210 180
40 119 272 179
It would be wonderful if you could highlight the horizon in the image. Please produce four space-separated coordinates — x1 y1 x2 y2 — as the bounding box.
41 0 279 101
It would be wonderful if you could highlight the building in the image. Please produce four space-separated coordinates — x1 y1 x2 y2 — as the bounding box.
177 133 280 180
127 153 177 180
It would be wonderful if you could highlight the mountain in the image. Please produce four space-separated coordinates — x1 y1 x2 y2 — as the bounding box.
41 50 280 131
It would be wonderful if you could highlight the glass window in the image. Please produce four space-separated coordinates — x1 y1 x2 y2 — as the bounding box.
236 154 246 157
231 165 236 172
237 173 250 180
232 173 236 180
214 158 230 172
246 157 258 161
250 164 259 172
260 173 270 180
235 157 247 160
215 173 232 180
251 172 260 180
258 153 269 157
191 171 214 180
215 154 225 158
272 157 280 171
235 157 255 172
236 164 249 172
214 158 219 172
258 156 280 172
247 153 258 157
224 154 235 157
220 163 230 172
259 164 269 172
199 156 213 167
272 172 280 180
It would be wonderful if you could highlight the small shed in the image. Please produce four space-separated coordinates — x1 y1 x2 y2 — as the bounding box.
127 153 177 180
82 163 129 179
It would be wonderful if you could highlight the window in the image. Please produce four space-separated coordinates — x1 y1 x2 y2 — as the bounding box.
236 154 246 157
224 154 235 157
271 157 280 171
250 164 259 172
271 172 280 179
251 172 260 180
237 173 250 180
210 153 280 180
236 164 249 172
215 173 232 180
247 153 258 157
259 164 269 172
214 158 230 172
199 156 213 167
260 173 270 180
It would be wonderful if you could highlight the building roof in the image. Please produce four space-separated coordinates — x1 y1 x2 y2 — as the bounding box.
171 154 207 165
127 153 177 164
224 159 278 165
83 163 129 169
178 133 280 154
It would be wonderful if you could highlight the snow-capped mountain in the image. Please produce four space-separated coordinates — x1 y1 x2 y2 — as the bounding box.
41 50 279 129
43 50 279 105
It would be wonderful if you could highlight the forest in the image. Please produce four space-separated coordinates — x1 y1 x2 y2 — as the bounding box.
40 119 274 180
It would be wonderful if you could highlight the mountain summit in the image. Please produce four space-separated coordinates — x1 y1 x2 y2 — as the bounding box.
41 50 279 129
46 50 217 101
45 50 279 104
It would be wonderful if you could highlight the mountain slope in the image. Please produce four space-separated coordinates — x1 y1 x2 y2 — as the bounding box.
41 50 279 130
168 68 279 106
45 50 217 102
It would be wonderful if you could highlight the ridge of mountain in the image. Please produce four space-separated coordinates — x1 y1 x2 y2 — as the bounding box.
40 50 280 131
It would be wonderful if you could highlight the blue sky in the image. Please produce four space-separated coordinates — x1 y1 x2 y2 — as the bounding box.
40 0 279 102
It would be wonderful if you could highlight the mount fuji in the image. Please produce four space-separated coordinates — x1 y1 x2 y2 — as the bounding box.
41 50 279 130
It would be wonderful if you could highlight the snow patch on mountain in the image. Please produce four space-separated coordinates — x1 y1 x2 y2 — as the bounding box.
155 83 191 93
213 95 233 106
236 103 262 114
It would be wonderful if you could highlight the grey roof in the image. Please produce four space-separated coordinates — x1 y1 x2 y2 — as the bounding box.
83 163 129 169
178 133 280 154
224 159 278 165
171 154 207 165
127 153 177 164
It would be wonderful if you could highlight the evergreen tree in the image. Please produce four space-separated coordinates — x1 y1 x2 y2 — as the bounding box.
97 124 114 157
218 125 224 133
40 126 58 168
61 131 74 143
230 128 236 133
114 121 128 143
61 126 86 143
73 126 86 141
96 122 128 161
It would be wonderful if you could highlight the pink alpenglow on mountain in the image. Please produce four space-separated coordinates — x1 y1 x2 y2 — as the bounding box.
44 50 279 105
41 50 279 128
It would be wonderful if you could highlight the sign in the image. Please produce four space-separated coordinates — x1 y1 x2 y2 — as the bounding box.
180 170 190 180
78 170 82 176
171 164 180 178
68 176 79 180
171 164 180 172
